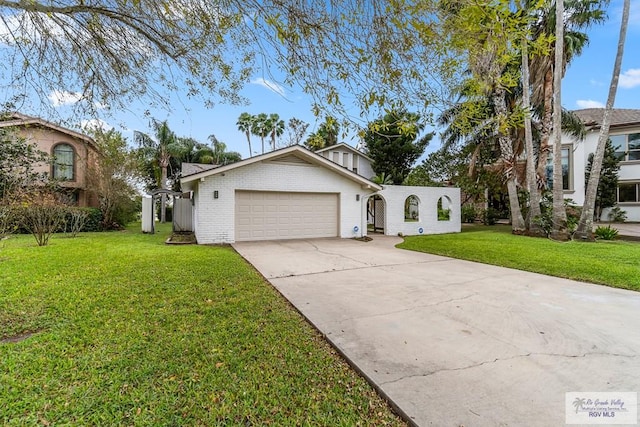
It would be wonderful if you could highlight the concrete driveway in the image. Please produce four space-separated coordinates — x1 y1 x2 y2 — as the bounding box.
233 236 640 426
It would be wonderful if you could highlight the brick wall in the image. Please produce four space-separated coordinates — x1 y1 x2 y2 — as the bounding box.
193 160 370 244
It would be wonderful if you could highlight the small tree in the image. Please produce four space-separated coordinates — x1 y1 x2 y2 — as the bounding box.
17 188 67 247
88 129 142 229
364 110 432 185
585 140 620 221
283 118 309 147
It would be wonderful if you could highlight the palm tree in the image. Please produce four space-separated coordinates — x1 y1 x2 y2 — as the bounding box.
268 113 285 151
527 0 607 239
251 113 269 154
135 119 179 223
208 134 242 165
236 112 254 157
575 0 630 240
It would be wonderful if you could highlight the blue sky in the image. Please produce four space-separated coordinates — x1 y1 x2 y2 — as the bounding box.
30 0 640 160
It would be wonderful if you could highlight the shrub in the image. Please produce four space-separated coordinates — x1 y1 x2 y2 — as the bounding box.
438 208 451 221
482 207 500 225
0 205 18 240
608 206 627 223
64 209 89 237
461 205 477 223
81 208 104 231
16 191 67 246
594 225 619 240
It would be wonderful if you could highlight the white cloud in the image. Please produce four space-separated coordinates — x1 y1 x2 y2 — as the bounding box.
589 79 604 87
250 77 286 97
81 118 113 132
48 90 82 107
576 99 605 109
619 69 640 89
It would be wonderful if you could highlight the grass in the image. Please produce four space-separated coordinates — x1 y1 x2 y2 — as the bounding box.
0 224 404 426
398 224 640 291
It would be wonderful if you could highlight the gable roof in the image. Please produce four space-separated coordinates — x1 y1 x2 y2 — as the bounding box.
0 112 98 150
315 142 373 162
181 144 382 190
181 162 219 176
573 109 640 129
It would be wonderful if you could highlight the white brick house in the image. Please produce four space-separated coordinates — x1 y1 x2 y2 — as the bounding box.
560 109 640 221
181 145 461 244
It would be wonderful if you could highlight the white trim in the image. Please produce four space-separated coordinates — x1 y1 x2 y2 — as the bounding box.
181 145 382 190
315 142 374 162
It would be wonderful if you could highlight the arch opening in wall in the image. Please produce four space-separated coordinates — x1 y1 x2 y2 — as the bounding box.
437 195 452 221
367 194 386 233
404 195 420 222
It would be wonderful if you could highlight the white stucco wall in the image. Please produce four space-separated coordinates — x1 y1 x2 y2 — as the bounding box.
372 185 461 236
192 160 374 244
566 129 640 222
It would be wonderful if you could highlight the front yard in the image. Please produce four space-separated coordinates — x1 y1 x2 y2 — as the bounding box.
0 225 404 426
398 224 640 291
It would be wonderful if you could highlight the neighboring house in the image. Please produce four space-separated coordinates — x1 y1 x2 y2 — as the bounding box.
316 142 376 180
181 145 460 244
0 112 100 207
561 108 640 222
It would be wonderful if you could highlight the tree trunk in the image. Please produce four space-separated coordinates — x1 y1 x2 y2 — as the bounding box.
160 165 168 223
575 0 629 240
550 0 568 241
493 86 525 233
536 67 553 187
521 35 543 236
246 131 252 157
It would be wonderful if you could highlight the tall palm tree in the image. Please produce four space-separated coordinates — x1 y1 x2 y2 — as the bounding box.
575 0 630 240
135 119 179 223
251 113 269 154
268 113 285 151
236 112 254 157
527 0 607 239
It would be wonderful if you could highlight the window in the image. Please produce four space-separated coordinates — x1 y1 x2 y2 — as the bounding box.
352 156 359 174
618 182 639 203
53 143 75 180
610 133 640 161
545 146 572 190
343 152 349 168
404 195 419 221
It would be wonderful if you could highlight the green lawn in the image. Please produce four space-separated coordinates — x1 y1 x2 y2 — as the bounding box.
0 225 404 426
398 225 640 291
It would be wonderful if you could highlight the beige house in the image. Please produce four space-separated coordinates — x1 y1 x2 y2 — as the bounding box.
0 113 100 207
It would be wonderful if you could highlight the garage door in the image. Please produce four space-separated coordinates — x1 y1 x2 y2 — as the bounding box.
235 191 339 241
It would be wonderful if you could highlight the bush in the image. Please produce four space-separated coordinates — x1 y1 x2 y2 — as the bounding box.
594 225 619 240
461 205 477 223
608 206 627 223
83 208 103 231
482 207 500 225
16 193 67 246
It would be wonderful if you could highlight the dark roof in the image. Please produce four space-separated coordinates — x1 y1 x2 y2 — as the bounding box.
572 108 640 128
0 112 100 153
181 162 219 177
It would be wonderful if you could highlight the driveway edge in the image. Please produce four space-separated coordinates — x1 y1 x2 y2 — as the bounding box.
232 246 419 427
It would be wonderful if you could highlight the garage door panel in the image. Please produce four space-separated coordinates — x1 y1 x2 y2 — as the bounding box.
235 191 338 241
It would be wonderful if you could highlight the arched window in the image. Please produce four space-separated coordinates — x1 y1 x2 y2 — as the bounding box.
53 144 75 180
404 195 420 222
437 196 451 221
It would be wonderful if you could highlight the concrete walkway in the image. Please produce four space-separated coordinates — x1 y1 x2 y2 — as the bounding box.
233 237 640 426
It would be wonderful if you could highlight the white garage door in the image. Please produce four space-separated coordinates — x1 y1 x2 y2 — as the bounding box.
235 191 339 241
